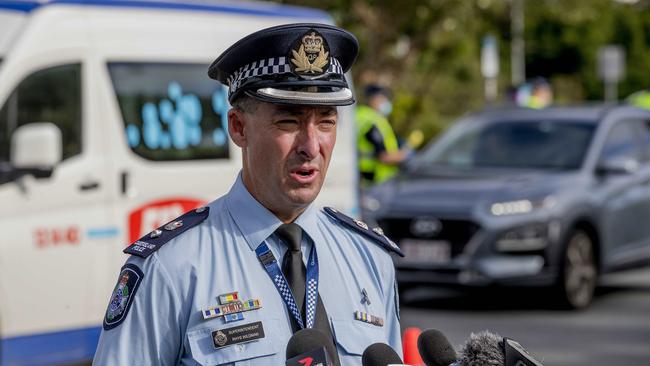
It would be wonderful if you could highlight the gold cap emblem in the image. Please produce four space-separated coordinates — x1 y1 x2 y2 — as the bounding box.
290 30 330 77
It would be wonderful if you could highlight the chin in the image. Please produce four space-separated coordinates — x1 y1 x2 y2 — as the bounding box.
287 187 320 206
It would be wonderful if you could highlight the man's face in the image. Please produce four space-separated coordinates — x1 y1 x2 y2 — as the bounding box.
229 100 338 221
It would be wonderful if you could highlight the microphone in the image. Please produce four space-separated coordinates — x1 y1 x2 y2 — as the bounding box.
417 329 458 366
285 328 339 366
416 329 543 366
361 342 409 366
457 331 543 366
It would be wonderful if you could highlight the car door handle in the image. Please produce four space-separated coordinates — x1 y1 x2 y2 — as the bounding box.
79 180 100 191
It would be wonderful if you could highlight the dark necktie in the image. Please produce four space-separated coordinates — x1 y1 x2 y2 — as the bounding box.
275 224 336 342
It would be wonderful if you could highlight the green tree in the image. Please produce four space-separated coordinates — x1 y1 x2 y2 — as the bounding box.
278 0 650 142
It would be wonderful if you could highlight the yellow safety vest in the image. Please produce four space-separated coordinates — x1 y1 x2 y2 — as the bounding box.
355 105 400 185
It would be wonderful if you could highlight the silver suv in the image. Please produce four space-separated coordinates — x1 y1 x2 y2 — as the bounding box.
362 105 650 308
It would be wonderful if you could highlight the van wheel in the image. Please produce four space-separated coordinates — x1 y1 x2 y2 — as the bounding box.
555 230 597 309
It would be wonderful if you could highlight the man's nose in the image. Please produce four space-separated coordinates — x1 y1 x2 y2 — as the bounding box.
296 124 319 159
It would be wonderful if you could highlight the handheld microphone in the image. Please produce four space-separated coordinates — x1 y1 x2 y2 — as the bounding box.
285 328 339 366
361 342 409 366
416 329 458 366
458 331 543 366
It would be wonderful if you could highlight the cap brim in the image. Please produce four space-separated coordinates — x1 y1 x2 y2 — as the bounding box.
248 87 355 106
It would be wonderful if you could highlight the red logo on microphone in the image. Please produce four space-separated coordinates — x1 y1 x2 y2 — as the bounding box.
298 357 313 366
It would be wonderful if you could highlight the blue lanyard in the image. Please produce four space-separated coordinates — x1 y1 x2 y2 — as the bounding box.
255 240 319 329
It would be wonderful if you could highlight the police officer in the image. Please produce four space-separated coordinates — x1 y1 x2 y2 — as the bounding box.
93 23 403 365
355 84 409 187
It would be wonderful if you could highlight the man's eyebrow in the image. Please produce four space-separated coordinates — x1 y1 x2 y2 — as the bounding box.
273 106 338 117
320 107 338 116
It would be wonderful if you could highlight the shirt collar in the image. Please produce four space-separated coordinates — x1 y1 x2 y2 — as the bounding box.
225 172 325 250
293 203 326 247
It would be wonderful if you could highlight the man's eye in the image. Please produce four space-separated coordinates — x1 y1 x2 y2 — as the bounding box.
319 120 336 128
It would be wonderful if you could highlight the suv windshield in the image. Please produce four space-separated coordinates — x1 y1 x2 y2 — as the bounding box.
419 119 596 170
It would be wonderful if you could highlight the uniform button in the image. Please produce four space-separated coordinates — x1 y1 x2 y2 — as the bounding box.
235 344 245 352
354 219 369 230
164 220 183 231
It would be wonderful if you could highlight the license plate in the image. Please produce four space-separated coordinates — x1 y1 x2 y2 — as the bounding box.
398 239 451 264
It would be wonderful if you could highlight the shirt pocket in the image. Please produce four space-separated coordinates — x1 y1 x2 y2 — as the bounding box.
331 318 387 356
186 318 283 365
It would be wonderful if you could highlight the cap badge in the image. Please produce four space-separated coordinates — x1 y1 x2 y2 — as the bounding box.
290 30 330 77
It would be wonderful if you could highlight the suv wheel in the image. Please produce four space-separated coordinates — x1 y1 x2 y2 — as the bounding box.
555 230 597 309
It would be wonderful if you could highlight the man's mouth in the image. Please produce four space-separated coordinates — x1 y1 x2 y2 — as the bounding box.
290 167 318 184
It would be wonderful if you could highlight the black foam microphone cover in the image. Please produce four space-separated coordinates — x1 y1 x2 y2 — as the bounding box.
361 342 403 366
417 329 458 366
458 331 505 366
285 328 338 364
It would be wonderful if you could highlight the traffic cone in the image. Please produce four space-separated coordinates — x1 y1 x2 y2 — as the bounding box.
402 327 424 365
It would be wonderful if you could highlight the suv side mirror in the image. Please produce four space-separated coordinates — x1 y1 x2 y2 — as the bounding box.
596 156 639 176
11 122 62 178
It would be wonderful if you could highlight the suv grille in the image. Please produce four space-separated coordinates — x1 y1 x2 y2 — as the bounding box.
377 218 481 257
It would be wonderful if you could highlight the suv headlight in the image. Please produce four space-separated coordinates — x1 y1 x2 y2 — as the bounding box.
490 196 556 216
496 223 549 252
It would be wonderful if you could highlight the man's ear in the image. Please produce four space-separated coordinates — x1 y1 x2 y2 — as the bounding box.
228 108 247 148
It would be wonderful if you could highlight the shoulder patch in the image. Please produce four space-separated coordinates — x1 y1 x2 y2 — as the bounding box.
323 207 404 257
123 206 210 258
103 263 144 330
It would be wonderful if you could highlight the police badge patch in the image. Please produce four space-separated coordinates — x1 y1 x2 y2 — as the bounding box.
103 264 144 330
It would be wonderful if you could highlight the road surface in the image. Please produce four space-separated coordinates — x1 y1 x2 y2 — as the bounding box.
399 268 650 365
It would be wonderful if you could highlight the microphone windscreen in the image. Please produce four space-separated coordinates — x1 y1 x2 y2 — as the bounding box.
417 329 458 366
285 328 337 362
361 342 403 366
458 330 504 366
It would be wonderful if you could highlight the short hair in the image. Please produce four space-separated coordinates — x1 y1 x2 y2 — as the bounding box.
364 84 391 100
231 94 259 114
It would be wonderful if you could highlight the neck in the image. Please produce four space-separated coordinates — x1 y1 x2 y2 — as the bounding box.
273 210 303 224
241 170 306 224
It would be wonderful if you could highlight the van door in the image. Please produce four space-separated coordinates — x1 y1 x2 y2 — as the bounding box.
101 61 236 248
0 63 111 363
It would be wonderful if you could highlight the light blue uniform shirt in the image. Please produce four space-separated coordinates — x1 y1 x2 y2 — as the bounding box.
94 174 402 365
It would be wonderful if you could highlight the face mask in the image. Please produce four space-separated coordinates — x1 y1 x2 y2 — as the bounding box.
378 100 393 116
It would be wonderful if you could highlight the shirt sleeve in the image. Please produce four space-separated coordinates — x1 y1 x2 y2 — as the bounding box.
93 254 185 365
383 260 403 358
365 125 387 155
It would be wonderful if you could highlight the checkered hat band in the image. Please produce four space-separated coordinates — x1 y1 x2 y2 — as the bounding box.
228 57 344 93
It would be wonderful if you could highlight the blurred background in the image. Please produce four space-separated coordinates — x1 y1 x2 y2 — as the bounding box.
283 0 650 140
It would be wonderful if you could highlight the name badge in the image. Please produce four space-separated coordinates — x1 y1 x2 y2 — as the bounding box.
212 321 265 348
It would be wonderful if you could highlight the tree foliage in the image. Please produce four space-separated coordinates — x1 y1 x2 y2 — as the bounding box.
278 0 650 141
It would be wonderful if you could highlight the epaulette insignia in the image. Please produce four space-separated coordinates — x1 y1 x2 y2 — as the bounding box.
323 207 404 257
123 206 210 258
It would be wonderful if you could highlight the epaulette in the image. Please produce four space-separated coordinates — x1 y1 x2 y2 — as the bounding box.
123 206 210 258
323 207 404 257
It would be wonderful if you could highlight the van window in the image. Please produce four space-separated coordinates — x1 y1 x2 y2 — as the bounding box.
108 63 230 161
0 64 82 163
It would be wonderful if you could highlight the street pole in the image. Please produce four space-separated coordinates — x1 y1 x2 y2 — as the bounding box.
597 45 625 103
481 35 499 103
510 0 525 86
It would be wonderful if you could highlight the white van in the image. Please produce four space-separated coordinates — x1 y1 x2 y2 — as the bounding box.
0 3 27 65
0 1 358 364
